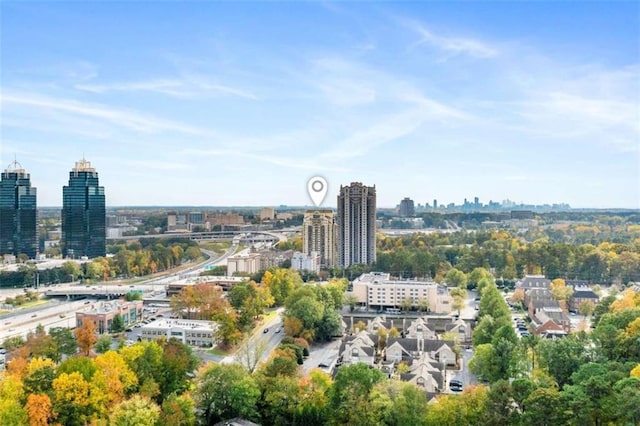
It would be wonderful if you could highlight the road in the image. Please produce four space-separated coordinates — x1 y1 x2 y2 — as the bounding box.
0 298 98 340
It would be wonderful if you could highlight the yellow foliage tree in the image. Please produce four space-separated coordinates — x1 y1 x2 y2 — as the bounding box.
631 364 640 379
52 372 95 425
26 393 52 426
610 289 639 312
625 317 640 338
92 351 139 410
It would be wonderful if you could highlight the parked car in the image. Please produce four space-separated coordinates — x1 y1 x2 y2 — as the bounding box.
263 328 269 334
449 379 463 392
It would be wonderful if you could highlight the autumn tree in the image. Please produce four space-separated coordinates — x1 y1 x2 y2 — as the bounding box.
52 372 96 426
26 393 52 426
160 393 196 426
75 320 97 356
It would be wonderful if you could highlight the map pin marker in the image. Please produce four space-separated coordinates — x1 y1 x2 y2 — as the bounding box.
307 176 328 207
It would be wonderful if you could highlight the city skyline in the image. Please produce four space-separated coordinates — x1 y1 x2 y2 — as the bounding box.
1 2 638 208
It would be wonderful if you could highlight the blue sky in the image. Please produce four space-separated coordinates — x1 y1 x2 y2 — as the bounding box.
1 2 638 208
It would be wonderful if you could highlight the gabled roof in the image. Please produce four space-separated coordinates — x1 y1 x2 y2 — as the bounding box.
571 288 599 300
517 275 551 289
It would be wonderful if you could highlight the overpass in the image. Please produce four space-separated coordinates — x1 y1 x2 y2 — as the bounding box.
108 230 287 244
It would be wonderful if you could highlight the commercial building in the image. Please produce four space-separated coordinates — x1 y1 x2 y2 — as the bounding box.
399 197 415 217
260 207 275 221
291 251 320 273
337 182 376 268
302 209 336 268
227 251 262 275
0 160 37 259
351 272 452 314
62 159 106 258
76 300 143 334
140 318 217 347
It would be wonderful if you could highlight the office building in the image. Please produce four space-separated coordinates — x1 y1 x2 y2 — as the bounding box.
140 319 217 347
76 300 143 334
399 197 415 217
62 159 106 258
351 272 452 314
227 251 262 275
337 182 376 268
302 209 336 268
0 160 37 258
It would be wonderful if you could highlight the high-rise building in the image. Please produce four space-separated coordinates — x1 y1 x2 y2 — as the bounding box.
302 209 336 268
337 182 376 268
433 199 438 209
62 159 105 258
399 197 415 217
0 160 37 258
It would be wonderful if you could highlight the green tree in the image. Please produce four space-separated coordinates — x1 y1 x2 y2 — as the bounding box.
95 334 113 354
369 380 429 426
195 363 260 425
329 363 385 425
111 313 125 333
160 393 196 426
445 267 468 288
49 327 78 358
110 395 161 426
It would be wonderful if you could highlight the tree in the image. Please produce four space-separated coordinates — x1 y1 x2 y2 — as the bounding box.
158 338 199 400
578 300 595 317
550 278 573 311
95 334 113 353
61 260 81 282
92 351 139 410
49 327 77 358
369 381 429 426
469 343 500 383
52 372 96 426
0 374 28 425
237 337 270 373
329 363 385 425
75 320 97 356
445 268 467 288
195 363 260 425
110 395 161 426
521 387 564 425
344 293 359 312
26 393 52 426
111 313 125 333
23 357 57 397
160 393 196 426
450 286 467 316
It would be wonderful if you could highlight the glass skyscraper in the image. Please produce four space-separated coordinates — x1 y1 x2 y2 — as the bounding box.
0 160 38 259
62 159 106 258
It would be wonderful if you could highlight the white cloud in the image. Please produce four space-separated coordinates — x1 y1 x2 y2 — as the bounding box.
75 75 258 100
1 91 211 135
400 19 498 58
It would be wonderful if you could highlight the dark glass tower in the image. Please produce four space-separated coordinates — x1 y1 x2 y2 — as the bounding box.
62 159 105 258
0 160 38 259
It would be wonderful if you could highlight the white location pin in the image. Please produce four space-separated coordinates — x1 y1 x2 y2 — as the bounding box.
307 176 328 207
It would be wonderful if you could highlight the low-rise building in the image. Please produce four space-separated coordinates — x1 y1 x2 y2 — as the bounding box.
227 252 262 275
260 207 275 221
166 277 245 296
568 286 599 313
76 300 143 334
352 272 452 314
140 318 217 347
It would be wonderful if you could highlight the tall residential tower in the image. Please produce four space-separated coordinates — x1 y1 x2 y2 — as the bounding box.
302 209 336 268
0 160 37 258
62 159 106 258
337 182 376 268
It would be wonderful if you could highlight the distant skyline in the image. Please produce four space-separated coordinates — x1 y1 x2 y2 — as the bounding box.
1 2 638 208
